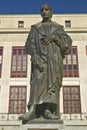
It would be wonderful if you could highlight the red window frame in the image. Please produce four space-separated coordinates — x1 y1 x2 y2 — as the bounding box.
63 46 79 77
63 86 81 114
11 47 27 78
9 86 27 114
0 47 3 77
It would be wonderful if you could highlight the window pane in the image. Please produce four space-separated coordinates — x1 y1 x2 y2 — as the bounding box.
63 87 70 93
68 65 72 70
11 47 27 77
12 66 16 71
12 60 16 66
63 58 66 64
18 55 21 60
13 55 16 61
63 46 79 77
63 86 81 114
72 48 77 54
73 65 78 70
9 86 27 114
23 55 26 60
22 66 26 71
0 49 3 55
13 49 17 55
0 55 2 61
18 60 21 65
18 49 22 55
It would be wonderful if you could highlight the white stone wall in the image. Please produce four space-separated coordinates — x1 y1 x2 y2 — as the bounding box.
0 14 87 115
0 32 31 113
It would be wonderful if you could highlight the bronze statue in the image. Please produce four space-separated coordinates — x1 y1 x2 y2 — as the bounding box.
19 4 72 123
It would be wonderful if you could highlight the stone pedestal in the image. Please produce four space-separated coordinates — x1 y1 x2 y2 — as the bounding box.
22 118 66 130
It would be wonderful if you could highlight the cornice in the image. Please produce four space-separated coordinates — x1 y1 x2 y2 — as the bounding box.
0 27 87 34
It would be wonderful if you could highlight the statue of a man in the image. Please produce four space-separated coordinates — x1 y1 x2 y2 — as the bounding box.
19 4 72 123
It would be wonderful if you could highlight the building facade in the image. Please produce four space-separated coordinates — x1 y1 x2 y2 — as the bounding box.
0 14 87 129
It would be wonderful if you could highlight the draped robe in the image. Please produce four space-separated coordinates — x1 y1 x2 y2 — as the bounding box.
25 21 72 108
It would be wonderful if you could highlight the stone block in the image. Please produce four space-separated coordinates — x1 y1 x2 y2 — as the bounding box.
22 118 66 130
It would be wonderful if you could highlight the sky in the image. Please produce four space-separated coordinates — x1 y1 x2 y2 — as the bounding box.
0 0 87 14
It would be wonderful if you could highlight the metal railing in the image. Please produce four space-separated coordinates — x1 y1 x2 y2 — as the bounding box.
0 113 87 121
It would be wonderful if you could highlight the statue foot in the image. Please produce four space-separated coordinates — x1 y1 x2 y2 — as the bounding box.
44 109 60 120
18 105 36 123
18 112 30 121
19 111 36 124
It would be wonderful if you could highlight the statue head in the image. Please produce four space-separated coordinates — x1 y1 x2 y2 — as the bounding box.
40 4 52 22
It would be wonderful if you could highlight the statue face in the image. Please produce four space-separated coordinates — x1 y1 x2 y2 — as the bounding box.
40 4 52 21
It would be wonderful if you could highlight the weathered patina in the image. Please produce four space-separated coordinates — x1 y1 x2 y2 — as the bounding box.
19 4 72 123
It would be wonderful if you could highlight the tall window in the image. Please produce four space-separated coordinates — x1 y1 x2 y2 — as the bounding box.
11 47 27 78
9 86 27 114
0 47 3 77
63 46 79 77
63 86 81 114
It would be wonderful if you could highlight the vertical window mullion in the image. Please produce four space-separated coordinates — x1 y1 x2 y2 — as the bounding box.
0 48 3 77
66 56 68 77
16 49 18 77
17 87 19 114
21 49 23 77
71 49 74 77
76 47 79 77
70 86 72 113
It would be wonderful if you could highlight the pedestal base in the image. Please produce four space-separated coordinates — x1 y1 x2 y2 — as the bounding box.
22 118 66 130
